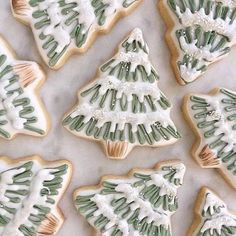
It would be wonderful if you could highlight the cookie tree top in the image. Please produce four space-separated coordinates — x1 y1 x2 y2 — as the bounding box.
0 156 72 236
0 36 49 139
63 28 180 160
75 161 186 236
184 88 236 189
159 0 236 85
11 0 142 69
188 188 236 236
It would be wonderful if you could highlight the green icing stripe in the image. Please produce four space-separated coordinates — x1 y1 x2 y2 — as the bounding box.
189 91 236 175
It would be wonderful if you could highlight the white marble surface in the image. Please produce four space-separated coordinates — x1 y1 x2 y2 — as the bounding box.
1 0 236 235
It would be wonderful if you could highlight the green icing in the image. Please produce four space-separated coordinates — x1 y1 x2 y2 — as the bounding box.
63 30 180 146
27 0 138 66
189 88 236 175
194 191 236 236
0 53 45 139
75 163 184 236
166 0 236 83
0 160 69 235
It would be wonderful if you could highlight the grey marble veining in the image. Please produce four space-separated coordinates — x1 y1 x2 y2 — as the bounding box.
0 0 236 235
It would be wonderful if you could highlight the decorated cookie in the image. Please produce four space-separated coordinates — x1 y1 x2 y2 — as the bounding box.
11 0 142 69
183 88 236 189
159 0 236 85
63 28 181 160
74 161 186 236
188 187 236 236
0 155 72 236
0 36 49 139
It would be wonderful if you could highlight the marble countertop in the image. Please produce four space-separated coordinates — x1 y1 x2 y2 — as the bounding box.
1 0 236 235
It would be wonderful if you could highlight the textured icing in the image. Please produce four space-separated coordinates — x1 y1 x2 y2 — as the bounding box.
176 7 236 40
163 0 236 84
12 0 141 68
75 162 185 236
0 156 71 236
186 88 236 189
0 38 48 139
64 28 180 151
190 189 236 236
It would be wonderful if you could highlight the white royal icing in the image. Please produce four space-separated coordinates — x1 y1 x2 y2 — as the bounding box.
71 102 174 133
38 0 71 52
0 38 48 138
176 7 236 41
179 36 225 62
203 192 226 215
206 97 236 153
78 163 185 235
94 75 161 103
0 158 70 236
69 28 177 138
2 169 54 236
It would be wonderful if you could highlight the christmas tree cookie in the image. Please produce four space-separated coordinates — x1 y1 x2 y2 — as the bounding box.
0 155 72 236
159 0 236 85
63 28 181 160
11 0 142 69
188 187 236 236
0 36 49 139
183 88 236 189
74 161 186 236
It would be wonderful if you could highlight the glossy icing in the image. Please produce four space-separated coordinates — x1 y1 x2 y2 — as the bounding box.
190 188 236 236
0 37 48 139
185 88 236 189
11 0 142 68
161 0 236 84
0 156 71 236
75 161 185 236
63 28 180 159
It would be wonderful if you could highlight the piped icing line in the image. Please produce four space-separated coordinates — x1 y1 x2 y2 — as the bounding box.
11 0 142 69
74 161 185 236
159 0 236 84
175 7 236 41
0 155 72 236
63 28 180 159
184 88 236 189
188 188 236 236
0 37 49 139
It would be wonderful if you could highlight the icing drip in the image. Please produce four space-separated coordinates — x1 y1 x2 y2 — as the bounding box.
103 0 124 17
148 174 177 197
203 193 226 215
112 51 152 75
179 64 202 83
115 183 169 226
68 0 96 34
38 0 70 52
201 215 236 234
1 92 27 130
2 169 54 236
0 168 25 203
92 194 129 235
207 99 236 153
179 36 224 61
95 75 161 102
176 7 236 41
127 28 147 50
71 103 174 133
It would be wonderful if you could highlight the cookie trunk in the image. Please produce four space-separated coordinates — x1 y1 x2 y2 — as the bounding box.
105 140 130 160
